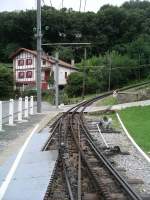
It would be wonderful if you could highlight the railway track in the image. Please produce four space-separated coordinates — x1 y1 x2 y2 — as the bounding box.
43 85 148 200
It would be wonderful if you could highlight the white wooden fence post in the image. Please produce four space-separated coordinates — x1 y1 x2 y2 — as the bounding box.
30 96 34 115
18 97 22 122
0 101 4 132
8 99 15 126
24 96 29 119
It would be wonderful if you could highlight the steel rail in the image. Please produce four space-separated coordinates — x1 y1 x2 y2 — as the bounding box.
63 160 75 200
78 114 143 199
67 91 143 200
44 81 150 200
42 119 61 151
50 80 150 130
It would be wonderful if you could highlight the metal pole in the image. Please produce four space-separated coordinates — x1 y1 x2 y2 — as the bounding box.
55 52 59 109
82 47 86 99
108 54 112 91
78 121 81 200
36 0 42 113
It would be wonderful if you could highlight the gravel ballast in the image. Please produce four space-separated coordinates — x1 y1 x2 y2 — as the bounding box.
86 115 150 196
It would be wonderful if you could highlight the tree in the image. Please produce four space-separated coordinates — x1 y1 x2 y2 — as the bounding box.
65 72 83 97
0 64 13 98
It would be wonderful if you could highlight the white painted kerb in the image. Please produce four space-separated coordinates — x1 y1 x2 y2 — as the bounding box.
0 124 39 200
116 112 150 163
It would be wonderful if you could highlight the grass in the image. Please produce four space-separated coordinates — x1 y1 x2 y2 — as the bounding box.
119 106 150 153
95 96 118 106
63 93 101 105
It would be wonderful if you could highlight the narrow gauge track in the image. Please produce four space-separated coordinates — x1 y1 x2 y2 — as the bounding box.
43 83 148 200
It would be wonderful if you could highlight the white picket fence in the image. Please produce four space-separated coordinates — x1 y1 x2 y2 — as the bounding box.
0 96 35 132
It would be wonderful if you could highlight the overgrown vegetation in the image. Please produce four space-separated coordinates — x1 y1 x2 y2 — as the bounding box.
66 48 150 97
0 1 150 63
0 64 13 99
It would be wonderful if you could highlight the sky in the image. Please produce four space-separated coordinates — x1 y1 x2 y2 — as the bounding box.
0 0 129 12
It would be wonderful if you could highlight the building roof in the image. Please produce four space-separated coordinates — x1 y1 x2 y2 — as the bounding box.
10 48 77 70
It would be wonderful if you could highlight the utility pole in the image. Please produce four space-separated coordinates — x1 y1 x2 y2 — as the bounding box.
82 47 87 99
55 52 59 109
108 54 112 91
36 0 42 113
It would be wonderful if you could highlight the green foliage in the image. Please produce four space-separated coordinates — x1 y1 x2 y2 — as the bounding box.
66 50 149 97
0 64 13 99
52 47 74 62
96 96 118 106
65 72 83 97
1 1 150 62
42 89 55 104
48 71 54 86
126 34 150 64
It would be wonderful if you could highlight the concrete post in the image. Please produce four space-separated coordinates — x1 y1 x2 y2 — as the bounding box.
18 97 22 122
30 96 34 115
8 99 15 126
24 96 29 118
0 101 4 131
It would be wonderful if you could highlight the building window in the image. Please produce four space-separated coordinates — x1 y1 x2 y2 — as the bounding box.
18 72 24 79
65 72 68 79
42 60 46 65
18 59 24 66
26 71 32 78
26 59 32 65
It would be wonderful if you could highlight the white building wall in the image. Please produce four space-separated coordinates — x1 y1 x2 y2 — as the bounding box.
14 50 76 87
53 65 76 85
15 51 35 82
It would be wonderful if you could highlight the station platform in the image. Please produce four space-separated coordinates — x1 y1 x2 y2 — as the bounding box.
0 126 58 200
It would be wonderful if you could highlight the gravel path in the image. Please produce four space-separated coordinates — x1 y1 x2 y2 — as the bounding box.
86 116 150 196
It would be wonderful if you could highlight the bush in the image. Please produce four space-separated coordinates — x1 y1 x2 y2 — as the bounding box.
0 64 14 99
65 72 83 97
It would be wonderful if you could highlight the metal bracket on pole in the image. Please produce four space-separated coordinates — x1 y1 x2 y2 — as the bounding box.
0 101 4 132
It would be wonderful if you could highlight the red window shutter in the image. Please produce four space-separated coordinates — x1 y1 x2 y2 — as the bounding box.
26 59 32 65
26 71 32 78
18 60 24 66
18 72 25 78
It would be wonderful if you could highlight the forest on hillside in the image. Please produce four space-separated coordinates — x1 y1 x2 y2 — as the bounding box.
0 0 150 62
0 0 150 98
